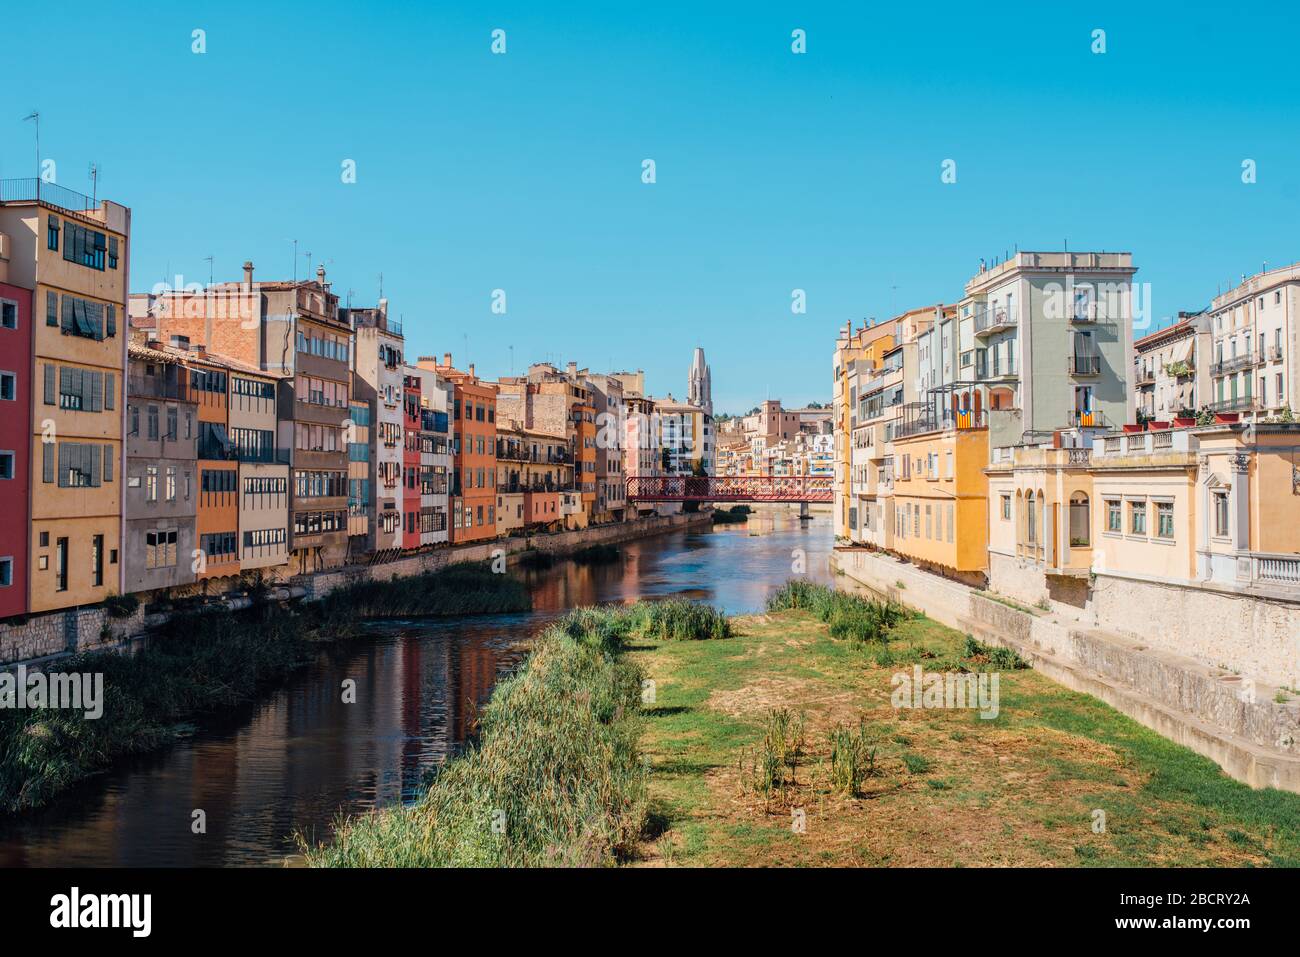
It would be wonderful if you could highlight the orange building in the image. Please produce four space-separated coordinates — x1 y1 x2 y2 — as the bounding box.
188 351 240 583
421 354 497 542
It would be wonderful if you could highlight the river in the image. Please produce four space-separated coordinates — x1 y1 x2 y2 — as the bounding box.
0 509 833 867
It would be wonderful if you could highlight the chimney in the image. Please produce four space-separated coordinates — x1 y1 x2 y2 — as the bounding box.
316 264 328 291
468 363 476 378
566 361 577 377
243 260 254 288
444 352 452 367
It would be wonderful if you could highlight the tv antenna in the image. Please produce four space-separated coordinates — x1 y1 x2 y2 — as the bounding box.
88 162 100 205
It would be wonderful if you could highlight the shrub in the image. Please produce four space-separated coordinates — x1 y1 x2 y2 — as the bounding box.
766 580 906 644
104 593 140 619
963 634 1029 671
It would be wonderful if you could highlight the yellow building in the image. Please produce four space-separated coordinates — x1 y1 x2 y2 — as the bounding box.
0 186 130 613
889 412 989 584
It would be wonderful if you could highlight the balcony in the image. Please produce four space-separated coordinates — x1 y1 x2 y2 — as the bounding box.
1208 395 1257 413
1069 408 1107 428
1068 355 1101 376
1211 354 1257 376
1252 554 1300 586
237 447 291 464
973 306 1015 337
128 376 190 401
976 358 1018 380
1268 345 1283 362
1136 368 1155 386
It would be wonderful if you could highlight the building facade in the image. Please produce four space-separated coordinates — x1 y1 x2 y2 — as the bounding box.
1 186 130 614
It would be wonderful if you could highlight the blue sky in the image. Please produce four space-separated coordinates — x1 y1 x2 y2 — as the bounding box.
5 1 1298 413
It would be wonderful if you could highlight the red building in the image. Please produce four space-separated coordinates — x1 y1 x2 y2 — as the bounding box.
0 281 32 619
401 372 422 550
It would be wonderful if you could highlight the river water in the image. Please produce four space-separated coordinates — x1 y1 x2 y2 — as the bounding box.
0 510 833 867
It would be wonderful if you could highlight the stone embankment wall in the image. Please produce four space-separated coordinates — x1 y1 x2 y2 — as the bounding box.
834 547 1300 793
1 512 710 666
987 551 1299 691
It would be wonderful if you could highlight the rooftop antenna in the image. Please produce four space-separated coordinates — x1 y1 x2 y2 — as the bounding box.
304 251 313 278
88 161 99 205
22 111 40 199
509 344 514 376
203 255 214 287
287 239 298 282
377 272 384 300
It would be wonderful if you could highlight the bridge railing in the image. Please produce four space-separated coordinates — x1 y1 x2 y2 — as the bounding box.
626 474 833 503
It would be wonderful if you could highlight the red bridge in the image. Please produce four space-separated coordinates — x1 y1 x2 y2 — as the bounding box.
625 475 833 503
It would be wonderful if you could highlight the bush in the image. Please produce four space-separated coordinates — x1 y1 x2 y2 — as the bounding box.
963 635 1030 671
104 593 140 619
766 580 906 644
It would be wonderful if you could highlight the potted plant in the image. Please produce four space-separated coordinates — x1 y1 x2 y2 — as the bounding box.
1213 411 1240 424
1122 423 1144 434
1147 420 1170 431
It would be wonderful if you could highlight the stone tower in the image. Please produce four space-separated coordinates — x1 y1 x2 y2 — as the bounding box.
688 347 712 415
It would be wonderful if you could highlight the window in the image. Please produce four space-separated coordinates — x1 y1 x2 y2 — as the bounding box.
63 222 108 271
1213 492 1229 537
145 529 179 569
0 299 16 329
1001 494 1011 520
1129 500 1147 536
0 452 12 481
55 538 68 592
0 557 11 587
1155 501 1175 539
47 215 60 251
146 465 158 502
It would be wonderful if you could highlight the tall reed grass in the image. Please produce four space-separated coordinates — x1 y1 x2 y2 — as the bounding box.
766 580 907 644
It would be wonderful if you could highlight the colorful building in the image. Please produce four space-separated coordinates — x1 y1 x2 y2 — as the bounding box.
1 184 130 614
0 276 33 618
346 302 404 554
423 355 497 542
124 343 198 596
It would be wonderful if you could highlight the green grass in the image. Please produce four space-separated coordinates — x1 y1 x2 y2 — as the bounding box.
629 580 1300 867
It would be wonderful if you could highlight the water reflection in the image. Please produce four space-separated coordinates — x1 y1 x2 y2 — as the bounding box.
0 509 831 867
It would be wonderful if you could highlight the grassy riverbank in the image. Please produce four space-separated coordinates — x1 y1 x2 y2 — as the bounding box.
0 562 529 816
302 599 730 867
631 582 1300 867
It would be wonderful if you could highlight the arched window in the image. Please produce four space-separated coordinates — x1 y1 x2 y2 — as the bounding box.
1069 492 1090 548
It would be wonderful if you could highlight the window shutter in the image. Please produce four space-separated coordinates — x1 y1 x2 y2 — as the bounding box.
61 296 74 332
43 442 54 483
107 304 116 337
108 236 118 267
58 443 70 487
89 371 103 412
46 291 58 326
104 373 115 410
44 364 55 405
104 445 113 482
90 444 101 487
